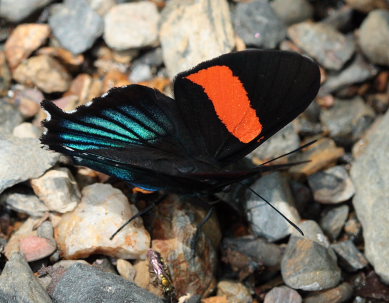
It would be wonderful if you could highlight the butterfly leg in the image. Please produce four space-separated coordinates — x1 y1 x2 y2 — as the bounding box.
110 193 168 240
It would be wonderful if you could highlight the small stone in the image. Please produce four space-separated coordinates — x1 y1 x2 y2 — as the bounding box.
0 101 23 134
130 64 153 83
13 55 71 93
249 124 300 163
4 24 51 69
319 55 378 96
288 22 355 70
304 282 353 303
320 97 375 145
223 236 282 267
49 0 104 54
116 259 136 281
233 0 286 48
294 220 330 248
358 9 389 66
37 47 85 70
66 73 93 105
0 253 52 302
31 167 81 213
271 0 313 25
104 2 160 50
320 205 349 240
217 280 252 303
19 235 56 262
246 172 300 241
281 236 341 291
0 0 53 22
13 122 41 139
264 286 302 303
160 0 234 78
0 133 59 194
4 218 39 258
50 263 164 303
11 86 44 118
331 240 368 272
346 0 389 13
344 212 362 238
289 138 345 176
351 109 389 283
2 192 48 217
308 166 355 204
54 183 150 259
149 195 220 297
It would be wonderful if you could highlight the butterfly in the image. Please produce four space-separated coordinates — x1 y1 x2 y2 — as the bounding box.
41 50 320 194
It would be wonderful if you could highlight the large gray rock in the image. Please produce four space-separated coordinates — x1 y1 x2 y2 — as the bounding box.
160 0 234 78
49 0 104 54
0 101 23 134
0 253 52 302
351 110 389 283
0 133 59 194
358 9 389 66
51 263 164 303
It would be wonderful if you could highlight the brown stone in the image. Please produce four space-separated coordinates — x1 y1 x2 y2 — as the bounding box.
37 47 84 70
5 24 50 69
202 296 229 303
289 138 345 176
102 69 131 92
13 55 71 93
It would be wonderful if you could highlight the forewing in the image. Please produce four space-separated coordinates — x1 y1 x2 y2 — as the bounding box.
173 49 320 164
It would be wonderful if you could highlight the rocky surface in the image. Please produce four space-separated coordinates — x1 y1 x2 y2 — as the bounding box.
0 1 389 302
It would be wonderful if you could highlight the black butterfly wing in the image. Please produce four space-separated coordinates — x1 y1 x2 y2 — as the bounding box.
173 49 320 165
41 85 208 191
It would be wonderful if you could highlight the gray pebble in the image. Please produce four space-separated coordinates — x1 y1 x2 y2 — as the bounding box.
246 172 300 241
358 9 389 66
320 97 375 146
2 192 48 217
233 0 286 48
49 0 104 54
281 236 341 291
331 240 369 271
264 286 302 303
320 205 349 240
271 0 313 25
308 166 355 204
288 22 355 70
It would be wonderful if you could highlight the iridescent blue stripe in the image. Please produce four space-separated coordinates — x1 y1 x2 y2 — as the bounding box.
102 109 163 139
62 120 133 142
119 106 168 133
60 133 125 148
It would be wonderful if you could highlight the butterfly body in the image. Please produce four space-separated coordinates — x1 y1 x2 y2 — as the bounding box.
41 50 320 193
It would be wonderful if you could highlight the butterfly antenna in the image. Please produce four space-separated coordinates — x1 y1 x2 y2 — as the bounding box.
260 139 317 166
110 194 168 240
190 206 215 259
245 185 304 236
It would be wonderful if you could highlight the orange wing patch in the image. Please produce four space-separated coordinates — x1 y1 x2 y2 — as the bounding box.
186 65 262 143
